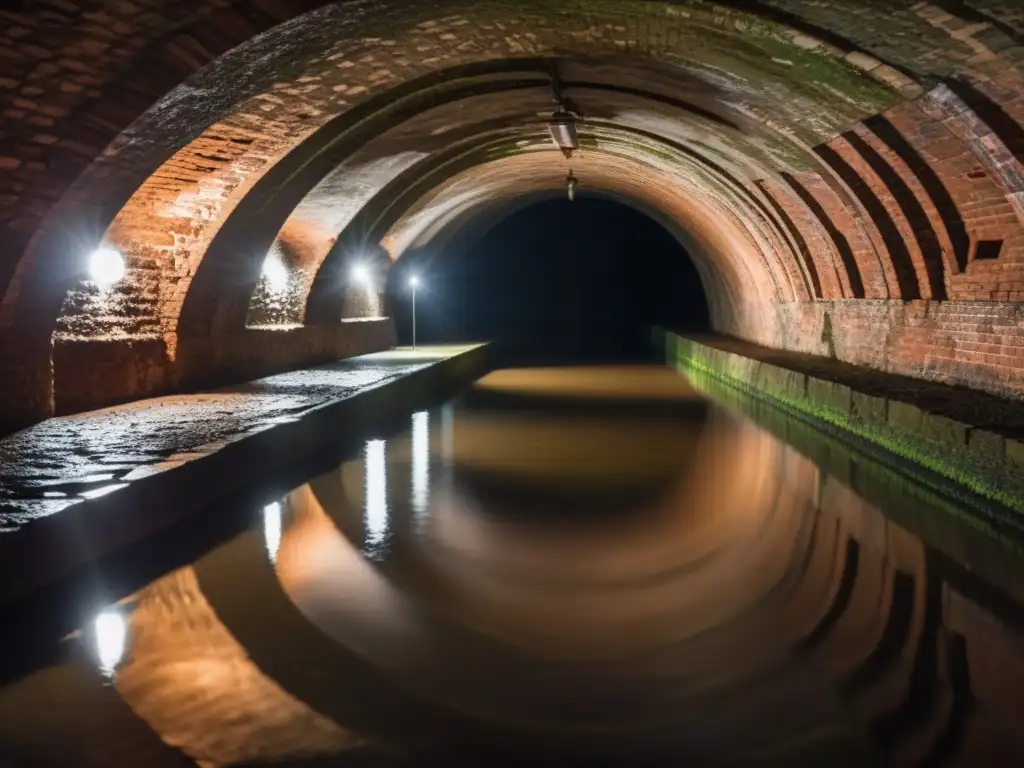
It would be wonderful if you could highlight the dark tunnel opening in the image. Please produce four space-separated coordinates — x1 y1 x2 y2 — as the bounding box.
386 197 710 362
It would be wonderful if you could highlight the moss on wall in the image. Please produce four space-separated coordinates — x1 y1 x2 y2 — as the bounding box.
662 331 1024 518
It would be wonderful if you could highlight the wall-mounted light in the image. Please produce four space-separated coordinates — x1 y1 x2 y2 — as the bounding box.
352 264 372 286
261 252 289 293
88 246 125 286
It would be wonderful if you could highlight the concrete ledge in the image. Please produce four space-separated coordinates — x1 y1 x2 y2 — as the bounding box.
659 330 1024 517
0 344 491 607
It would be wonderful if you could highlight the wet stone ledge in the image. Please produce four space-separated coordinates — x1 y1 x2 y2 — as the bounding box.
0 344 491 607
659 331 1024 518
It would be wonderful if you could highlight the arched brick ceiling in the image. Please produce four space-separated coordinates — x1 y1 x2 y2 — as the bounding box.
1 0 1023 428
377 144 781 338
2 2 904 327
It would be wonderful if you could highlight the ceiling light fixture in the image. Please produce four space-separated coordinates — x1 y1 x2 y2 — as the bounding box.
547 60 583 160
548 108 579 159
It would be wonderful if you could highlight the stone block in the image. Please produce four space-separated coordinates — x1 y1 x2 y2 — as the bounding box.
807 377 852 416
844 50 881 72
742 360 763 389
774 366 807 401
887 399 924 433
738 356 761 384
918 413 968 451
725 352 756 383
967 428 1005 465
755 363 782 395
850 390 887 427
1006 439 1024 482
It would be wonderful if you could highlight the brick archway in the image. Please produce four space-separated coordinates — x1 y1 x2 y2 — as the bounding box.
1 0 1023 430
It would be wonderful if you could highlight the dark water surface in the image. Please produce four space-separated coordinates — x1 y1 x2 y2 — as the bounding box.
2 365 1024 767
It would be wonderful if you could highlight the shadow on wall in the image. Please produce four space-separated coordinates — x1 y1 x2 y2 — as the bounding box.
386 197 710 362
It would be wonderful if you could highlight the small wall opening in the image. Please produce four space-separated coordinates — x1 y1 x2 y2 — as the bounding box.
973 240 1003 261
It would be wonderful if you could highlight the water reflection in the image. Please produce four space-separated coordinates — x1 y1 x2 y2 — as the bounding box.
441 402 454 459
263 501 282 563
3 366 1024 766
92 609 127 679
411 411 430 521
364 438 389 559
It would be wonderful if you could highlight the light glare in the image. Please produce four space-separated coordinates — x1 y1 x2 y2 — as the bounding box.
409 275 419 289
261 252 289 293
88 247 125 286
365 439 388 551
352 264 371 285
94 609 127 678
263 501 282 563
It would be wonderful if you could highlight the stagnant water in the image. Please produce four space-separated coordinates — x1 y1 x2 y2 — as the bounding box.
1 365 1024 767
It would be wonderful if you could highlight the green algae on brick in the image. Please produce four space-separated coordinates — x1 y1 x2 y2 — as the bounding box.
666 331 1024 517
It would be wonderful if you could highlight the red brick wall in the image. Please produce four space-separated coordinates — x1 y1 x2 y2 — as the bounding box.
753 78 1024 401
173 319 396 393
782 171 882 299
0 0 328 292
5 0 913 431
775 300 1024 400
52 336 169 415
2 0 1024 433
815 133 935 300
758 178 838 299
52 319 395 415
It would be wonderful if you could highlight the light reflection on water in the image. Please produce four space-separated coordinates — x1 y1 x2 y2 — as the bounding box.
411 411 430 524
92 609 127 679
363 438 389 559
3 366 1024 767
263 501 282 563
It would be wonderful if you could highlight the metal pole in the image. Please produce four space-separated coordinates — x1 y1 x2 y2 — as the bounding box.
412 286 417 349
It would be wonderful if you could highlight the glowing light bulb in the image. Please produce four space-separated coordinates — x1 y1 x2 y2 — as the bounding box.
409 275 419 289
352 264 371 286
88 247 125 286
262 252 289 292
93 609 127 678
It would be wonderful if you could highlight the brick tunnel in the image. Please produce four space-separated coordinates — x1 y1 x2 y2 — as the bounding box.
2 0 1024 433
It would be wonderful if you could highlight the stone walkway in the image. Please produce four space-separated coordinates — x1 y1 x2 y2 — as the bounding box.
0 346 477 533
